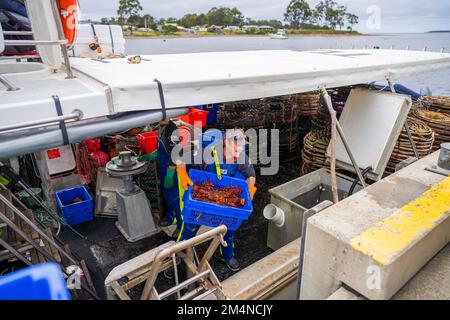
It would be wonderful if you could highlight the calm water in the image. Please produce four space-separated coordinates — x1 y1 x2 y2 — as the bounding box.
126 33 450 95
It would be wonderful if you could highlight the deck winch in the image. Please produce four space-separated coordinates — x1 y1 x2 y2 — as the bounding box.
105 151 159 242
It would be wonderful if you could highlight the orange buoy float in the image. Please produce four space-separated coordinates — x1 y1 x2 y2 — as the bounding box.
57 0 79 45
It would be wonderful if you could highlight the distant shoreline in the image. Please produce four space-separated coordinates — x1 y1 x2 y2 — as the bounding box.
125 31 362 40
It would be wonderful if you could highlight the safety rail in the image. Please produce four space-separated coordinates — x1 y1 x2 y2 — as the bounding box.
105 225 228 300
0 0 74 78
0 111 82 133
3 31 34 36
0 186 99 299
0 74 19 91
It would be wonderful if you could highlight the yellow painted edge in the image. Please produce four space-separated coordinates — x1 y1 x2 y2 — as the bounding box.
350 177 450 265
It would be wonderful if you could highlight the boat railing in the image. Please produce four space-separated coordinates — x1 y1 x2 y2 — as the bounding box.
0 0 74 79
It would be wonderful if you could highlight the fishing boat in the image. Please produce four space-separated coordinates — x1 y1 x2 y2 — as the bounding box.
270 29 288 39
1 0 450 301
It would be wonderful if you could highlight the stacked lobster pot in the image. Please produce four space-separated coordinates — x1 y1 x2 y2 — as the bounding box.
412 108 450 151
419 96 450 115
299 88 348 175
301 131 330 175
218 100 267 167
384 116 435 175
217 100 267 129
291 93 320 117
264 96 301 161
219 97 302 165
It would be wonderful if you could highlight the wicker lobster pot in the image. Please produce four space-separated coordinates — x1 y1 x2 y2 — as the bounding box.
418 96 450 116
412 108 450 151
385 117 435 174
301 131 330 175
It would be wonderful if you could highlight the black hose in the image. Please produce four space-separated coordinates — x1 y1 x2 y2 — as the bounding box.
348 166 372 197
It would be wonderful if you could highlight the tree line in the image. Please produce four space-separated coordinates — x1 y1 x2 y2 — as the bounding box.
106 0 358 31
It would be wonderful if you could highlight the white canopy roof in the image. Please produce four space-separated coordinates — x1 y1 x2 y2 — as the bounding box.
69 49 450 113
2 49 450 129
1 49 450 158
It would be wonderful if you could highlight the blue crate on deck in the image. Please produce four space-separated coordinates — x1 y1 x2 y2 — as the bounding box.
182 169 253 231
55 185 94 226
0 263 70 300
196 104 220 125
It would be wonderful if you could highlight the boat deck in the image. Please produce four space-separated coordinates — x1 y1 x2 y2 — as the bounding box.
57 159 301 298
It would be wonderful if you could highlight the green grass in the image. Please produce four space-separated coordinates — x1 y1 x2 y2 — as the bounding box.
287 29 359 35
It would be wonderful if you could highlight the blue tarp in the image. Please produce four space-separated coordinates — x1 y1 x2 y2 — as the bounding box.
369 82 422 101
0 0 27 17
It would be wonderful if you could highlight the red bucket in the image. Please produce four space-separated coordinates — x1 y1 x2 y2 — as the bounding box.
175 114 192 124
179 126 191 148
137 131 159 154
188 108 209 127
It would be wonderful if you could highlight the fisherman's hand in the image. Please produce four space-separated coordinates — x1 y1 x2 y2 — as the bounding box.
164 168 176 189
177 164 193 191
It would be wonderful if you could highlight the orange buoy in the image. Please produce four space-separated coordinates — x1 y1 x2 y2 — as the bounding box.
57 0 78 45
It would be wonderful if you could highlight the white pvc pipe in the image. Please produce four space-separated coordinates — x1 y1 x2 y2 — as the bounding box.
263 204 285 227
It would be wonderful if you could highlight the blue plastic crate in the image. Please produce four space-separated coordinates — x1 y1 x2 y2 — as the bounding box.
0 263 70 300
182 169 253 231
55 185 94 226
196 104 220 125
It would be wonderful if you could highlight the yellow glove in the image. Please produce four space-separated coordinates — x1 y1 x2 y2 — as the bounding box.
249 184 257 200
177 165 193 190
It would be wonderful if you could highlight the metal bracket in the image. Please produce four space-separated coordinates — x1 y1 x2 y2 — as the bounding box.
320 87 368 188
386 77 419 158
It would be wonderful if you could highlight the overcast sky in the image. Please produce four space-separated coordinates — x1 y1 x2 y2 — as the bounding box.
78 0 450 33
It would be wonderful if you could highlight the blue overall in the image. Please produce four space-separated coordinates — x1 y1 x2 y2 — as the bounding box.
158 141 182 229
178 162 245 262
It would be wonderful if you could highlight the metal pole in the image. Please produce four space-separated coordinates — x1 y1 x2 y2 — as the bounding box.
0 208 99 299
0 193 77 265
50 0 75 79
0 75 20 92
320 87 368 188
0 238 33 266
387 78 419 158
4 40 67 46
141 225 227 300
3 31 34 36
0 112 81 133
0 209 58 263
0 55 40 60
159 270 211 300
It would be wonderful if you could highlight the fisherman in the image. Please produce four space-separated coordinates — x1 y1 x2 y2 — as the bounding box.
177 129 257 271
157 119 187 239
